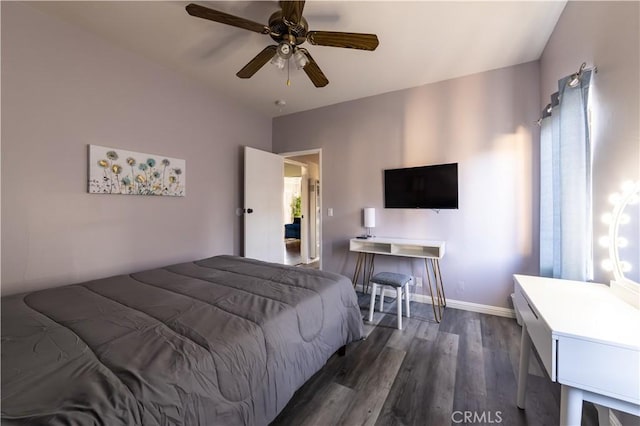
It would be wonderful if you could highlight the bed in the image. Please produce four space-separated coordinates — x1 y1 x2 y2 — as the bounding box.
1 255 364 425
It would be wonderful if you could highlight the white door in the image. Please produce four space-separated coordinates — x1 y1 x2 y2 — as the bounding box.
244 146 284 263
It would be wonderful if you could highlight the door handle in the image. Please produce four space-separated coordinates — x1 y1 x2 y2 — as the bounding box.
246 208 254 214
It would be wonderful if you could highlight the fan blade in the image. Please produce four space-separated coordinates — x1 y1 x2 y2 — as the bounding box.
307 31 379 50
186 3 269 34
236 45 278 78
280 1 305 25
301 51 329 87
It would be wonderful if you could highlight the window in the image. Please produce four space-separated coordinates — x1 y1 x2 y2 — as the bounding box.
539 66 594 281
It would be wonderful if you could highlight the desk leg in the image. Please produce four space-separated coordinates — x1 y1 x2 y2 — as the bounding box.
424 259 446 322
517 323 531 409
433 259 447 307
425 260 437 320
560 385 583 426
354 253 361 289
364 254 376 294
352 252 364 290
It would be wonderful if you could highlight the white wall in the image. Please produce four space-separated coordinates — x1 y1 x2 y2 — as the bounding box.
1 2 272 295
273 2 640 308
274 61 541 309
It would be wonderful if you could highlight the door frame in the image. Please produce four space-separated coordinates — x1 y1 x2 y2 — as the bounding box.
279 148 322 270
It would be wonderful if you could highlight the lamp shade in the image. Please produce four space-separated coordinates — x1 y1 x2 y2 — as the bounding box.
364 207 376 228
270 54 286 70
293 49 309 69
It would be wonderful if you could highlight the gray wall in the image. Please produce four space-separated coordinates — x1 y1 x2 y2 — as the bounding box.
4 1 636 303
274 61 541 309
1 2 272 295
540 1 640 284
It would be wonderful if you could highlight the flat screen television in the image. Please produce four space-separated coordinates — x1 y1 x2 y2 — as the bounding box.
384 163 458 209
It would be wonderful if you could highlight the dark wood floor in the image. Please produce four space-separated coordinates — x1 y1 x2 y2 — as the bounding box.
271 293 602 426
285 239 320 269
285 239 302 266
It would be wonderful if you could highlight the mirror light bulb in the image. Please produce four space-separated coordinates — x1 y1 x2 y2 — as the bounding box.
620 261 632 273
621 180 635 192
601 259 613 271
598 236 609 247
619 214 630 225
617 237 628 248
609 193 621 205
601 213 612 225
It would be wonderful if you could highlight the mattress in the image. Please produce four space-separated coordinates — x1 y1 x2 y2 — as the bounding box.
1 255 363 425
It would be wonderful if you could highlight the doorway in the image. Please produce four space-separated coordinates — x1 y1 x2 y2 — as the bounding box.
283 160 305 266
281 150 321 269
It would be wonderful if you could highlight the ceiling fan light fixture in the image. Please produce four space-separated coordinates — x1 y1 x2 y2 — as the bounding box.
185 1 378 88
276 42 293 59
293 49 309 69
270 53 287 70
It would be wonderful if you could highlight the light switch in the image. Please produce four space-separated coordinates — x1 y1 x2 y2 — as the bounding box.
327 208 333 217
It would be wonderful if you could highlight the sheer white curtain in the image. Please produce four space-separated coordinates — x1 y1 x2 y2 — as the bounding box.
539 69 593 281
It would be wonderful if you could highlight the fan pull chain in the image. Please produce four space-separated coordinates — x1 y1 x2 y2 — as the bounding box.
287 58 291 86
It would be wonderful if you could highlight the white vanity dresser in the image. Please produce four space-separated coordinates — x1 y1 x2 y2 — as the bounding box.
513 274 640 425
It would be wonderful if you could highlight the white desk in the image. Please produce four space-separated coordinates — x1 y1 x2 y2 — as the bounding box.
350 237 446 322
513 274 640 425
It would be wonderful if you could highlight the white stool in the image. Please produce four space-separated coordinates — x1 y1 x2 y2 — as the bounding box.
367 272 411 330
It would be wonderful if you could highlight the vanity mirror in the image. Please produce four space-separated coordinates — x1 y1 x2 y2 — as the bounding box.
601 180 640 308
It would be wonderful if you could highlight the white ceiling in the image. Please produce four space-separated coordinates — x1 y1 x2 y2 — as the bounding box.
30 1 567 118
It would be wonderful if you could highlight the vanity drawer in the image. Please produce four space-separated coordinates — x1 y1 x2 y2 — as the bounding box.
513 286 556 380
557 336 640 404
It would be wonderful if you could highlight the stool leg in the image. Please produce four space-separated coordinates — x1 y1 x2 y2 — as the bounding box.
405 284 410 318
379 287 385 312
396 286 403 330
368 283 377 323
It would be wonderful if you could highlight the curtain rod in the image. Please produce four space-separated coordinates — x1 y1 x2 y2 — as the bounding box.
536 62 597 126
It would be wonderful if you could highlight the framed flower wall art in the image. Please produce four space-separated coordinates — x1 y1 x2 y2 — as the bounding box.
88 145 186 196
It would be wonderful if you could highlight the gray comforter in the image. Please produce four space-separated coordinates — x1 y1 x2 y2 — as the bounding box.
1 255 363 425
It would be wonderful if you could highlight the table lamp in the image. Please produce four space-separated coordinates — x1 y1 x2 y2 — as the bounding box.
364 207 375 238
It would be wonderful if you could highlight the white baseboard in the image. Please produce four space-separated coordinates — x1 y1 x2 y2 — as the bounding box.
358 283 515 318
410 293 516 318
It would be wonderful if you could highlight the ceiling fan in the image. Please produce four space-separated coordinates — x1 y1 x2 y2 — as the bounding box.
185 1 379 87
